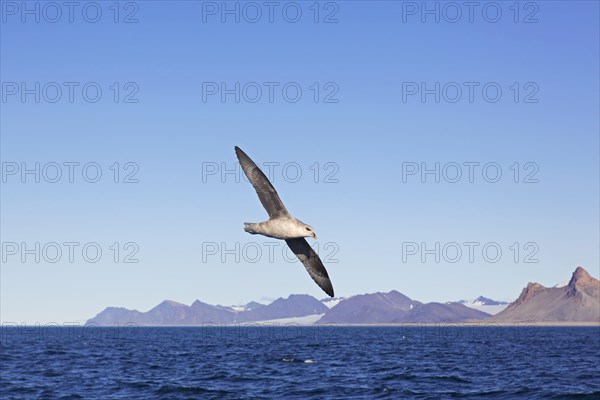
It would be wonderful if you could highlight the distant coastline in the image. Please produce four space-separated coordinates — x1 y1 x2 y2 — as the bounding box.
76 322 600 327
87 266 600 326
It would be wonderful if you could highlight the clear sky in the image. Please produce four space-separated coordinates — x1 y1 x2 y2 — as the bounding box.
1 1 598 324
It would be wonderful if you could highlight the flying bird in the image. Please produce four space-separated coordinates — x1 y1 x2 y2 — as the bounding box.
234 146 334 297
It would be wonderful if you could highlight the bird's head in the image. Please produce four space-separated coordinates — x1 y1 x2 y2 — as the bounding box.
296 220 317 239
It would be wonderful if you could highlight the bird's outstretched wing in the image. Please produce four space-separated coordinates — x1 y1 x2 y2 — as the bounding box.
285 238 334 297
235 146 289 219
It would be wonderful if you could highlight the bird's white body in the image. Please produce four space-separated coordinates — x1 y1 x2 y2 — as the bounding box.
244 218 316 240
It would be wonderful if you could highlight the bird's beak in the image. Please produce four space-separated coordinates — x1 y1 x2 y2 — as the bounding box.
312 233 318 239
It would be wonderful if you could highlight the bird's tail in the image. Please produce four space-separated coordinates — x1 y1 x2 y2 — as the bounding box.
244 223 258 234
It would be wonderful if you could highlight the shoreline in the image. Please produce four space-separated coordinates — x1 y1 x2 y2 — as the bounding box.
45 321 600 328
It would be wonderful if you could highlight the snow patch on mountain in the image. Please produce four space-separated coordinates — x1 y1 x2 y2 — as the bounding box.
321 298 343 309
459 296 510 315
251 314 325 325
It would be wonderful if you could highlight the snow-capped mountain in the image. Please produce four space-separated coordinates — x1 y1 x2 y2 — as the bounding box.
458 296 510 315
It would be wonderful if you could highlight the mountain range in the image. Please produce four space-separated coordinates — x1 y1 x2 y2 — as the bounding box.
317 291 490 324
88 266 599 325
88 291 490 326
88 294 328 326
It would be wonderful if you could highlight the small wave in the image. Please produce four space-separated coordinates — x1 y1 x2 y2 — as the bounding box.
155 385 214 395
435 374 471 384
43 370 62 377
45 350 67 355
545 393 600 399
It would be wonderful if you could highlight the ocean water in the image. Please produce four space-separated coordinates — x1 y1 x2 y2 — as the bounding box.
1 325 599 399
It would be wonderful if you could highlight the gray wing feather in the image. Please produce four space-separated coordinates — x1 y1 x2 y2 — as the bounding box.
235 146 289 219
285 238 334 297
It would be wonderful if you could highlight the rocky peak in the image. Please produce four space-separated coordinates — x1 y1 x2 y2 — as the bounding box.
151 300 187 311
568 266 594 288
567 266 599 300
491 266 600 323
509 282 545 309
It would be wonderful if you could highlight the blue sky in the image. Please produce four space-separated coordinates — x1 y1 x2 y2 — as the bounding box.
1 1 598 323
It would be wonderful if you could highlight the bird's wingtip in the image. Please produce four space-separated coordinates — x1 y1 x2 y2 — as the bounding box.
234 146 246 157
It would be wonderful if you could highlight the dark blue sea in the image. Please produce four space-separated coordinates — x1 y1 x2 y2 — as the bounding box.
1 325 599 399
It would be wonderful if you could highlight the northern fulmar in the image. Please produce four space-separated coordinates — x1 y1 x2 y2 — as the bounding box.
235 146 334 297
